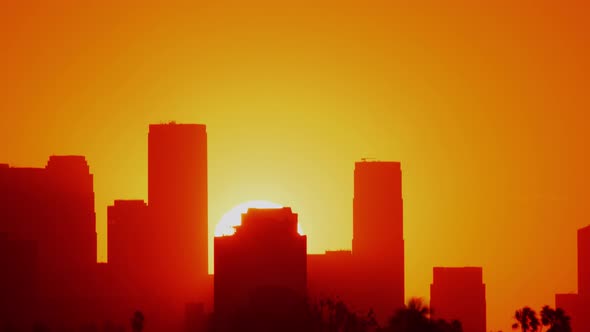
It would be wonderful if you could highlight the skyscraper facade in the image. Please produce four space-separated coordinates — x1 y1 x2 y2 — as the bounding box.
352 161 405 320
430 267 486 332
148 123 208 295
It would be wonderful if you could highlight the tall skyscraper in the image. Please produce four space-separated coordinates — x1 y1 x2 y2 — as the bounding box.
148 123 208 294
214 208 307 330
430 267 487 332
352 161 405 320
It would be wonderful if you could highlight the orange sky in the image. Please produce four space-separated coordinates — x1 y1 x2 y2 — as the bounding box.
1 1 589 331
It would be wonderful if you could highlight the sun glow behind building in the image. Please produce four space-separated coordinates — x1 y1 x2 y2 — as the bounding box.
215 200 304 237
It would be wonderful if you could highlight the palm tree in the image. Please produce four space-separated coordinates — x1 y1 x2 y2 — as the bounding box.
131 311 144 332
512 307 540 332
540 306 571 332
387 298 432 332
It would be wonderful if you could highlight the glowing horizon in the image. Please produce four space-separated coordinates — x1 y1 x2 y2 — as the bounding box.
2 2 589 330
215 200 305 237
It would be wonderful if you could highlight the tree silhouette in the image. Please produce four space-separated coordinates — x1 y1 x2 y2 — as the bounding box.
384 298 463 332
130 311 144 332
540 306 571 332
212 296 379 332
387 298 433 332
512 307 540 332
432 319 462 332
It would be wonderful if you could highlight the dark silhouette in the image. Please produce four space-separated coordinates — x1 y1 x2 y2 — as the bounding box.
106 199 152 296
353 161 405 323
214 207 307 331
0 156 97 298
97 123 211 331
0 124 213 332
308 161 405 326
0 125 483 332
432 319 463 332
185 303 207 332
387 298 432 332
511 306 572 332
131 311 144 332
32 322 50 332
0 156 98 328
307 251 356 309
210 296 377 332
555 225 590 332
385 298 462 332
540 306 571 332
430 267 486 332
512 307 540 332
80 323 99 332
578 226 590 297
307 297 379 332
148 123 209 295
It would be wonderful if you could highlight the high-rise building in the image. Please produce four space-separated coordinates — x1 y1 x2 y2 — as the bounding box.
555 294 579 332
214 208 307 329
148 123 208 294
107 200 149 264
307 250 356 305
107 199 151 294
352 161 405 320
555 225 590 332
0 156 97 297
578 225 590 296
430 267 486 332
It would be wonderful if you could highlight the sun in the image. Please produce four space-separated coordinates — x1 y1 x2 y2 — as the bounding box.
215 200 305 237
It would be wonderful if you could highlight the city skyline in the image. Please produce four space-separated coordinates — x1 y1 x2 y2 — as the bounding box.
2 2 589 331
0 122 585 332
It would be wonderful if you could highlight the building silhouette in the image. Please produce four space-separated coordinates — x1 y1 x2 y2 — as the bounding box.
0 156 100 329
555 294 579 332
0 233 37 324
307 160 405 323
0 131 427 331
0 123 213 331
578 225 590 297
92 123 212 332
430 267 486 332
107 199 152 295
307 250 356 304
214 207 307 330
0 156 97 298
353 161 405 320
148 123 208 296
555 224 590 332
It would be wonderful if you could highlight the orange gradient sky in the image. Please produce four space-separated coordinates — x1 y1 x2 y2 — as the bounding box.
1 2 589 331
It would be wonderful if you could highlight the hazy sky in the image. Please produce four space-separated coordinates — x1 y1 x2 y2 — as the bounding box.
1 2 589 331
